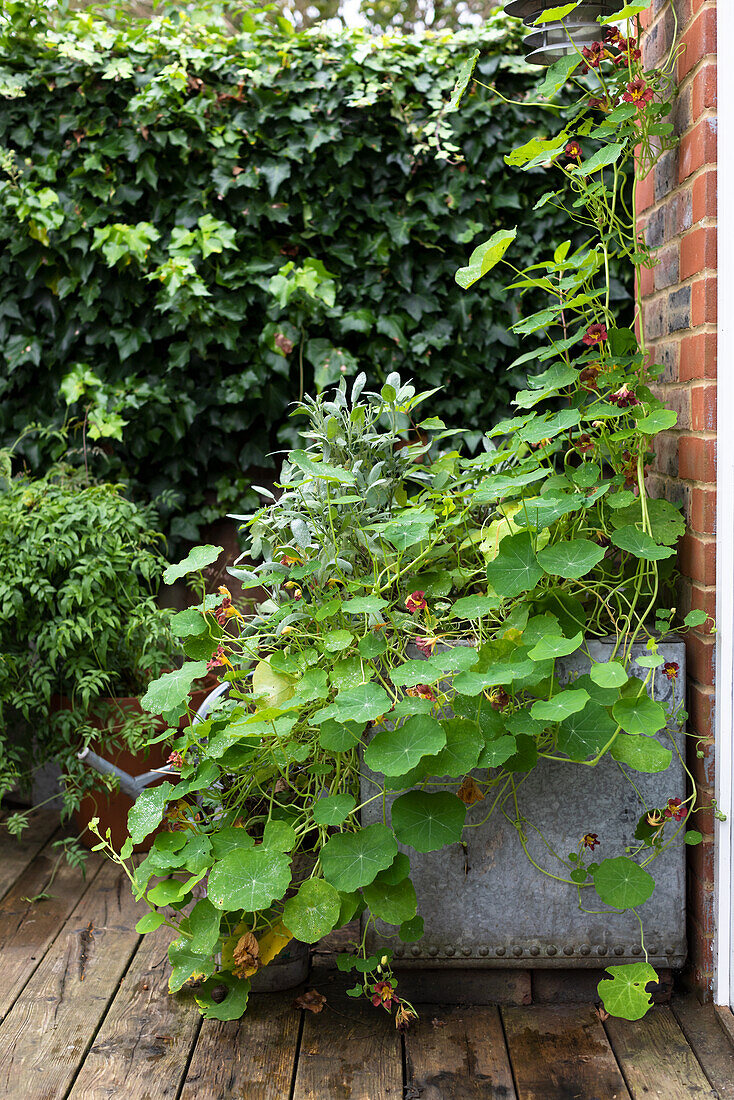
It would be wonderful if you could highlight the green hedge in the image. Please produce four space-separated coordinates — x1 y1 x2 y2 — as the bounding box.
0 10 603 542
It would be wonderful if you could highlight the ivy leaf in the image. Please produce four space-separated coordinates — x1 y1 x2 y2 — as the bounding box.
320 824 398 892
612 693 667 737
611 734 672 773
194 973 251 1021
455 228 517 289
557 702 617 761
531 689 589 723
527 631 583 661
593 857 655 909
312 793 357 826
141 662 208 717
363 876 418 925
537 540 606 580
364 715 446 777
127 782 175 844
207 848 291 912
282 879 341 943
391 791 466 852
597 963 658 1021
486 532 543 598
162 545 223 584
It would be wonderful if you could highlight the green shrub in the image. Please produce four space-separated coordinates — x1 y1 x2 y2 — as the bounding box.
0 7 616 543
0 449 172 821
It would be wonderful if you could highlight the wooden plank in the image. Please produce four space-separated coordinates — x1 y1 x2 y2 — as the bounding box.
68 926 201 1100
715 1006 734 1048
0 810 60 901
0 860 143 1100
605 1006 716 1099
502 1004 631 1100
405 1004 516 1099
293 974 402 1100
672 995 734 1100
0 837 104 1022
180 992 300 1100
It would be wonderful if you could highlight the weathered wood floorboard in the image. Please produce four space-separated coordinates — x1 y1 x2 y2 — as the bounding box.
180 992 300 1100
605 1006 718 1099
502 1004 631 1100
0 861 143 1100
405 1004 517 1099
292 976 402 1100
672 995 734 1100
0 837 104 1022
68 924 201 1100
0 811 59 902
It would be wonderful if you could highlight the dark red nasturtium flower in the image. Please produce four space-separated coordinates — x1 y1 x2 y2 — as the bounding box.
582 832 600 851
608 383 640 408
371 980 399 1010
406 683 437 702
167 750 185 769
575 433 595 455
207 644 226 671
564 139 583 160
415 636 438 657
581 41 606 69
664 797 688 822
663 661 680 682
623 77 654 108
405 590 427 614
489 687 510 711
583 323 608 347
588 96 610 113
603 26 621 45
578 366 600 391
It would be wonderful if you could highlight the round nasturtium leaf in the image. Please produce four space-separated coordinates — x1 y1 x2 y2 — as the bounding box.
364 715 446 777
610 526 676 561
320 823 398 892
207 848 291 912
282 879 341 943
391 791 467 853
590 661 628 689
597 963 658 1021
485 532 543 598
537 539 605 580
611 734 672 774
317 719 363 752
312 793 357 826
557 702 617 762
262 819 297 852
593 857 655 910
314 683 392 725
194 972 251 1021
252 658 295 709
612 693 667 737
527 630 583 662
363 876 418 926
531 689 589 723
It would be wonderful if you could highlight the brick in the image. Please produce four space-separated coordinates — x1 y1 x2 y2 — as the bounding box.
655 149 678 203
688 485 717 533
685 582 717 622
640 262 655 298
679 332 717 381
677 434 716 481
653 245 680 290
645 205 667 248
678 117 717 184
668 284 691 330
691 62 717 120
691 168 716 223
686 631 715 685
636 169 656 213
679 532 715 585
690 382 716 431
687 682 715 739
678 6 717 82
680 225 717 279
691 276 717 327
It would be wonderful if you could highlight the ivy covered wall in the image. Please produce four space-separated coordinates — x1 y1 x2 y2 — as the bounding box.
0 9 606 541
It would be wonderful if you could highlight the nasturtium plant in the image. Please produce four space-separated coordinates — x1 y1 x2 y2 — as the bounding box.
89 0 715 1031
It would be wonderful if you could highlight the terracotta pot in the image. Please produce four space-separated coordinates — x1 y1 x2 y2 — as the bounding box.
70 696 171 853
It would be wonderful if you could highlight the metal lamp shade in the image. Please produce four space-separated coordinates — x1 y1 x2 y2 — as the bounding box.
505 1 621 66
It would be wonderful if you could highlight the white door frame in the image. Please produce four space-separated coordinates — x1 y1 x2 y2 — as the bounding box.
715 0 734 1010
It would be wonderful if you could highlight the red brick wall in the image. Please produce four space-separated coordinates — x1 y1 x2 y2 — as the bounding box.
638 0 717 996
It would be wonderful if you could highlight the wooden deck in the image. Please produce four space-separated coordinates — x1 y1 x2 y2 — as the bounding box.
0 811 732 1100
